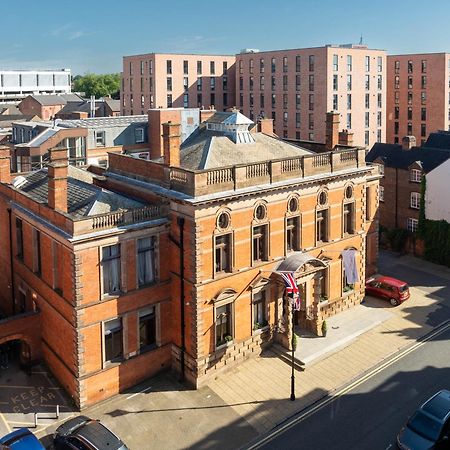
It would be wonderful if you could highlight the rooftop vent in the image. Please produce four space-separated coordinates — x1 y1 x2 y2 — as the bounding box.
240 48 260 54
12 175 27 188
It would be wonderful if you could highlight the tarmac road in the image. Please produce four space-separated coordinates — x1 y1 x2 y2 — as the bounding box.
253 322 450 450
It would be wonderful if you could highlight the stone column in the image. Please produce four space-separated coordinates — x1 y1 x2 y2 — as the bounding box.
312 274 322 335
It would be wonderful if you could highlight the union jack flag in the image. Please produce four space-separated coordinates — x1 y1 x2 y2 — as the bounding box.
280 272 301 311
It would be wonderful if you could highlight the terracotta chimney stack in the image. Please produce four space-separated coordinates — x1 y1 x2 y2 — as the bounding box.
199 108 216 123
259 118 274 136
325 111 340 150
0 146 11 184
48 147 68 212
162 122 181 167
402 135 416 150
338 129 354 146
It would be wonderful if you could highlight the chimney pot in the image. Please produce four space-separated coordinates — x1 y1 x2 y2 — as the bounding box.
259 118 274 136
338 129 354 147
402 135 416 150
325 111 340 150
162 122 181 167
0 146 11 184
48 147 68 212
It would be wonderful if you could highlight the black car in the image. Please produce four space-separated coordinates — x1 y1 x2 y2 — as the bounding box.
397 390 450 450
54 416 129 450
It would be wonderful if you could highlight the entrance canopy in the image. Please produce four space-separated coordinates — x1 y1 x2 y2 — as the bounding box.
275 252 327 273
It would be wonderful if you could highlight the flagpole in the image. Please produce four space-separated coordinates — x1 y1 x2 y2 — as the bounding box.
290 296 296 401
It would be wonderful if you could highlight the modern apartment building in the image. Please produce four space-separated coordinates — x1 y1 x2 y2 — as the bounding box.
0 69 72 103
236 44 386 147
121 53 236 115
386 53 450 144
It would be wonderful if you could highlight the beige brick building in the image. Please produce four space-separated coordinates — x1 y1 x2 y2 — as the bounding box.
387 53 450 144
236 44 386 148
121 53 236 115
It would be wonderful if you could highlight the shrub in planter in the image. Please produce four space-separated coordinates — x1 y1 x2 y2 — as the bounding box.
321 320 328 337
292 333 298 351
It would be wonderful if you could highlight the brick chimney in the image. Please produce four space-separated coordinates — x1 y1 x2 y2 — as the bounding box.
0 146 11 184
47 147 68 212
325 111 340 150
338 129 354 146
162 122 181 167
199 108 216 123
259 118 274 136
402 135 416 150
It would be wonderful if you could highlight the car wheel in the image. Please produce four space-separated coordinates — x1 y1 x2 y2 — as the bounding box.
389 298 399 306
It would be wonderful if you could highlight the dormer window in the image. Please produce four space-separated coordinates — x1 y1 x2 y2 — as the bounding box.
410 168 422 183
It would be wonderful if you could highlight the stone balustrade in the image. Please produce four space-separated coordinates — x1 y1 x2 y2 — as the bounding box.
72 205 167 235
167 147 368 196
108 148 370 198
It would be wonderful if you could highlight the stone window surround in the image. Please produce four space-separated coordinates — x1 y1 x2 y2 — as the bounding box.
213 292 236 350
101 316 124 368
136 303 161 355
251 282 270 333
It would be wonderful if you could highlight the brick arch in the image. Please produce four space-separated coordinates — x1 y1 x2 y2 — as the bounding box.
0 333 31 347
0 312 41 362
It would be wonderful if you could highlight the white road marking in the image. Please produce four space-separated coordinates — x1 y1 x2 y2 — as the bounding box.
126 385 152 400
246 320 450 450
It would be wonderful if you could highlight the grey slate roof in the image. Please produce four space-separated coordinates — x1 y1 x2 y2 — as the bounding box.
177 130 313 170
27 94 83 106
424 131 450 150
59 115 147 129
205 111 254 125
14 166 143 218
366 132 450 173
102 98 120 112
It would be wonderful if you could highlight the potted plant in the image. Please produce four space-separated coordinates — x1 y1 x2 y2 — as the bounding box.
224 335 233 343
321 320 328 337
292 333 298 351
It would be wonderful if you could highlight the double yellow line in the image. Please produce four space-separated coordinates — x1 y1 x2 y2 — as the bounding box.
246 320 450 450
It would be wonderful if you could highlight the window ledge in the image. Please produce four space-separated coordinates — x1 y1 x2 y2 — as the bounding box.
252 325 270 336
138 344 158 355
213 270 234 280
342 289 355 298
101 292 123 301
103 359 124 369
137 281 158 289
216 340 233 351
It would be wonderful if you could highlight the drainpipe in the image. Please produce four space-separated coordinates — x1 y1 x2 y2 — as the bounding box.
7 208 16 315
169 217 186 382
395 168 398 228
178 217 186 382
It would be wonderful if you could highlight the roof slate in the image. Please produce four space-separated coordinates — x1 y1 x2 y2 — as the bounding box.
177 130 312 170
14 166 143 218
366 133 450 173
27 94 83 106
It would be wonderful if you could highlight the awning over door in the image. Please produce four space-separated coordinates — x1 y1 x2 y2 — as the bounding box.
275 252 327 273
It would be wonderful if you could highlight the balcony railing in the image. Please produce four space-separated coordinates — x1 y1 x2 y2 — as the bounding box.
73 204 167 234
108 147 368 198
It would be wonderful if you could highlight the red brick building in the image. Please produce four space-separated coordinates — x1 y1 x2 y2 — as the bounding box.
386 53 450 144
366 132 450 233
0 110 381 407
121 53 236 115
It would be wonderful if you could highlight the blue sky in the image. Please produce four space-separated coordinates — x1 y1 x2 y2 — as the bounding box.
2 0 450 75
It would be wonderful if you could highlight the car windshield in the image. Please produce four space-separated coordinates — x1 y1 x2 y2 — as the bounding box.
399 284 409 293
407 411 443 442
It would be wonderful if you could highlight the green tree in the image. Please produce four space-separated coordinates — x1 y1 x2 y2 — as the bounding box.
72 73 121 99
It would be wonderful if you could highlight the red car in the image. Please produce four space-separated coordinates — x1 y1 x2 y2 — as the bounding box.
365 275 410 306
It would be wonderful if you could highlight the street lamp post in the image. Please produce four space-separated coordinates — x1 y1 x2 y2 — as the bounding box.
290 295 296 401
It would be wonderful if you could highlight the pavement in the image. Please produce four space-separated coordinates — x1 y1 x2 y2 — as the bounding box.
2 251 450 449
